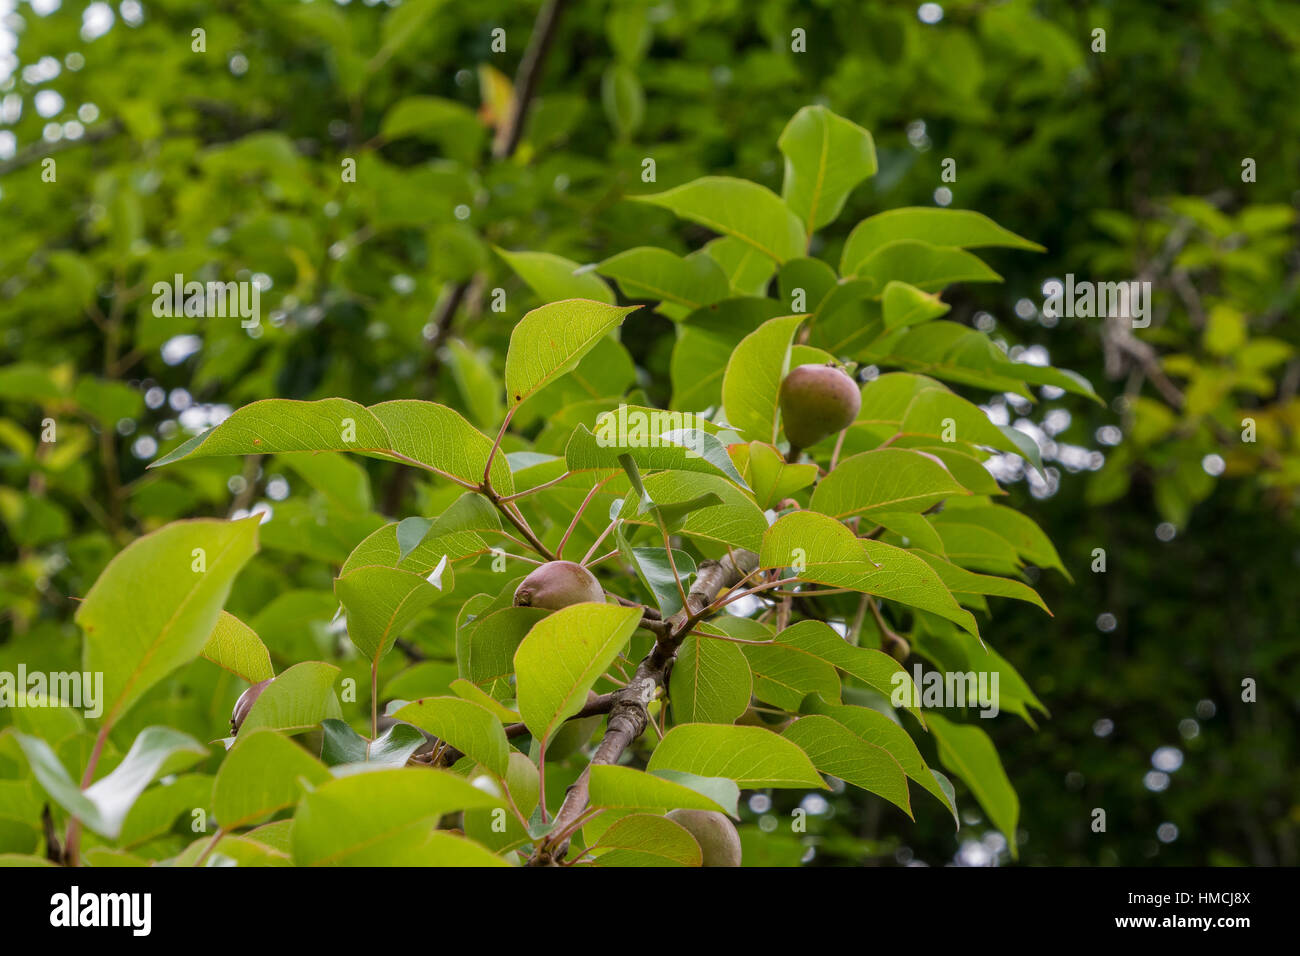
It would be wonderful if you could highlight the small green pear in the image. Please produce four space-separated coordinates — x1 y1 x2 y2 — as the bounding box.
513 560 604 610
779 363 861 455
667 808 743 867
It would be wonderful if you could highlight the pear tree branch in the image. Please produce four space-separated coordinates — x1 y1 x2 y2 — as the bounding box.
528 548 759 865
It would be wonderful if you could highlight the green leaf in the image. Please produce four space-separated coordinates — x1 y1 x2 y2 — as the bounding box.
319 718 426 769
78 517 260 728
290 768 505 866
775 620 925 725
460 606 546 688
760 511 979 638
601 63 645 140
390 697 509 777
348 492 501 577
703 236 778 295
585 813 701 866
778 105 877 234
239 661 341 735
670 298 785 411
927 713 1019 857
565 420 747 487
783 716 912 817
117 774 213 848
16 727 208 839
882 281 951 329
495 249 616 305
635 177 805 263
151 398 513 493
514 604 641 746
867 511 946 555
618 540 697 617
646 724 826 789
449 679 519 722
779 258 839 314
504 299 638 405
335 565 442 665
722 314 805 443
914 552 1051 614
853 373 1043 470
202 611 274 683
930 522 1022 575
588 765 739 818
800 698 956 824
810 448 970 519
933 503 1070 580
596 247 731 318
866 321 1099 401
847 240 1001 295
669 634 752 724
840 208 1043 274
742 639 840 712
735 441 818 510
379 96 483 161
445 340 504 430
213 729 331 829
171 834 291 867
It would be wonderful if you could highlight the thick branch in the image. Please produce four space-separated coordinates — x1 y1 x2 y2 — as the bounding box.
529 549 759 865
492 0 569 159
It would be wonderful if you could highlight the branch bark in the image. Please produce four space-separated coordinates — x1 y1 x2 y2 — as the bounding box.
528 548 759 865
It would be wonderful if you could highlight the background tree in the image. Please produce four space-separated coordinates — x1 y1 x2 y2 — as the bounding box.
0 0 1296 866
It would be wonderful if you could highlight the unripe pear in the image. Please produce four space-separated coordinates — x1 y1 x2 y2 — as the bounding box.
779 363 861 454
513 560 604 610
231 677 273 735
667 809 742 867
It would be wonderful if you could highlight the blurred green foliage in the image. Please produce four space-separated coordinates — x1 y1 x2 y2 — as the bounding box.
1 0 1297 866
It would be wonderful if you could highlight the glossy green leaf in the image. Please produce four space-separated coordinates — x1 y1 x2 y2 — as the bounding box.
319 718 426 769
495 249 616 304
882 280 951 329
588 765 739 818
239 661 341 735
810 448 970 519
783 716 912 817
16 727 207 839
927 713 1019 857
585 812 701 866
776 620 925 725
646 724 826 789
291 768 505 866
335 565 442 665
848 240 1001 294
841 207 1043 274
635 177 805 263
760 511 979 637
596 247 731 318
79 517 260 728
722 314 805 443
390 696 509 777
151 398 513 492
800 698 956 824
504 299 637 405
514 603 641 746
202 611 274 683
213 729 331 828
669 634 752 724
778 105 877 234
